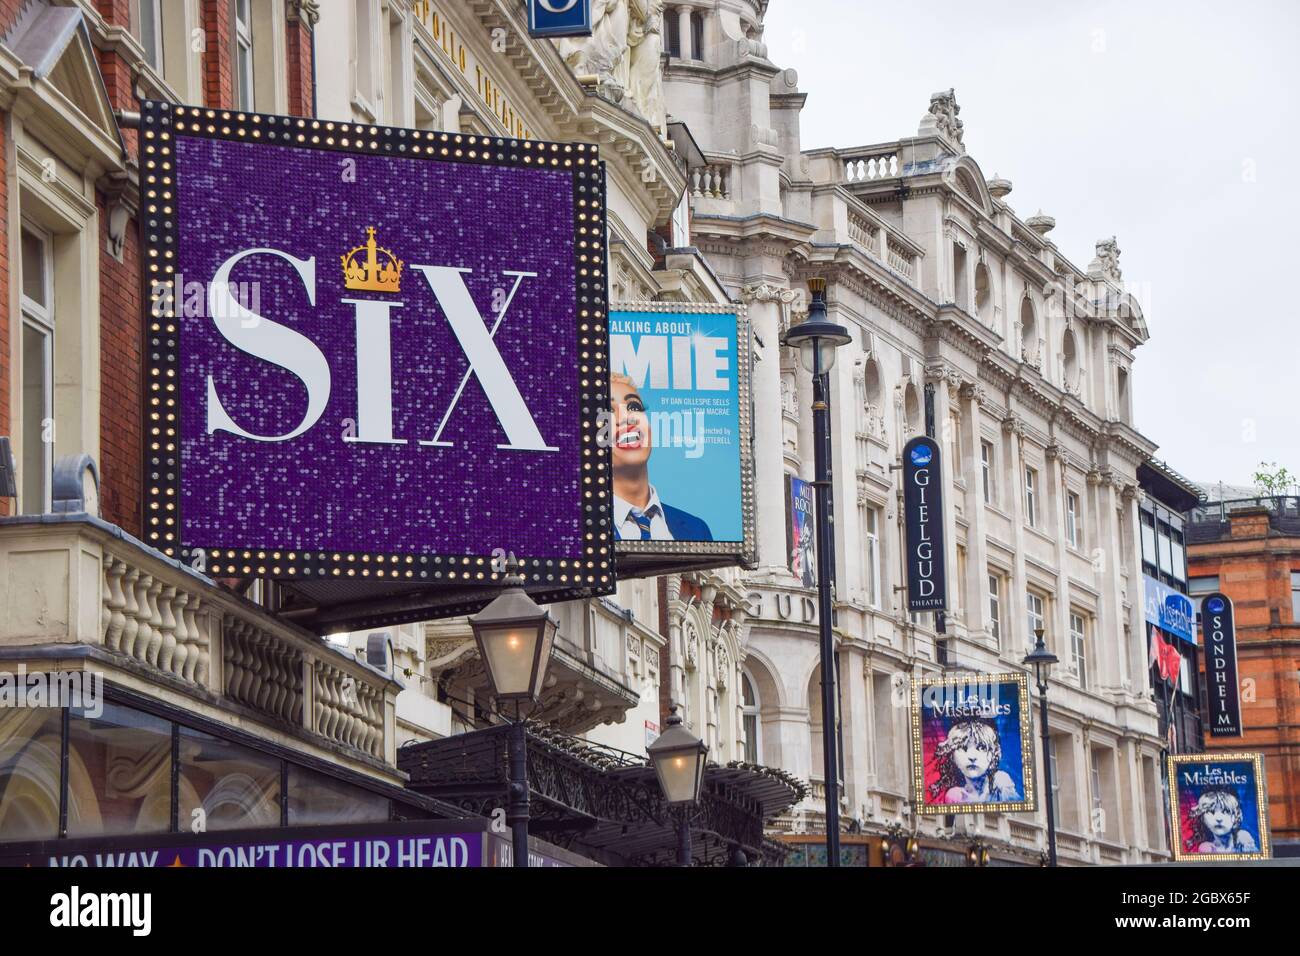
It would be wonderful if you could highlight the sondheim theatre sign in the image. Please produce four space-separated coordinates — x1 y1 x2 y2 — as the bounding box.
140 102 613 622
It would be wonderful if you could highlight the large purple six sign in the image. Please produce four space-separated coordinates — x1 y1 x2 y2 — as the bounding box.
141 102 612 592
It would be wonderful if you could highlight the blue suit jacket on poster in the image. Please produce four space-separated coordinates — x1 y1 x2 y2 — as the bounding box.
662 504 713 542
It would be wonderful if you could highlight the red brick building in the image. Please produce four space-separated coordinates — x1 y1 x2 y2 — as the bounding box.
1186 498 1300 852
0 0 317 525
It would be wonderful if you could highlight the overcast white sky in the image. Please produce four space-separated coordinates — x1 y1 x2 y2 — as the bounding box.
762 0 1300 488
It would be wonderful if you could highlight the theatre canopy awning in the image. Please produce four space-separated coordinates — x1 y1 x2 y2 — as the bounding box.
399 724 806 867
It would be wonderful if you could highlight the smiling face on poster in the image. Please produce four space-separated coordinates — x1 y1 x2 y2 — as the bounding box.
910 673 1036 815
607 303 753 560
1168 753 1271 861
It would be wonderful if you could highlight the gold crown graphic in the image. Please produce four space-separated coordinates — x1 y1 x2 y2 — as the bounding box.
341 226 403 293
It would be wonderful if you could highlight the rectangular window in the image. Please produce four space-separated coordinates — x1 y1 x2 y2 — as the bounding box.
288 765 389 826
1140 510 1157 571
179 726 281 831
1292 572 1300 624
1027 591 1045 650
1189 575 1220 596
0 707 62 842
981 440 994 504
1025 467 1038 527
20 228 53 515
1070 612 1088 691
987 573 1001 644
864 507 880 609
1157 522 1173 577
1066 492 1080 549
135 0 163 70
67 703 173 837
233 0 255 111
1170 529 1186 586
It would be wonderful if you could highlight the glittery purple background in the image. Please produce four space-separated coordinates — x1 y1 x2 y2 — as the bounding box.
175 135 583 557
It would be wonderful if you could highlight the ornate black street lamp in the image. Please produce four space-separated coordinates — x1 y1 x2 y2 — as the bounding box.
1023 627 1060 866
648 706 708 867
782 277 851 866
469 581 557 868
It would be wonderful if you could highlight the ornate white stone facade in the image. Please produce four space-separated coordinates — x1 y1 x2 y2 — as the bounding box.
327 0 1171 865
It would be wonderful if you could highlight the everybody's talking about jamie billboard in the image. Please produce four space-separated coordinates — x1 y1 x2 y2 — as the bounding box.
141 102 613 621
606 303 754 573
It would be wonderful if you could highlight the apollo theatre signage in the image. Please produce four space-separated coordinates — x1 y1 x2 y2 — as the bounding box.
902 436 947 611
140 102 612 608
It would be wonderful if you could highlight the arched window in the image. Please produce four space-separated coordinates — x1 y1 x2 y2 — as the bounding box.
904 382 921 437
1020 297 1037 363
1062 328 1079 391
742 672 760 764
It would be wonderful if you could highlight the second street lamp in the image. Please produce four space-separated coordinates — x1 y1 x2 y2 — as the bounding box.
469 578 557 869
1023 627 1060 867
782 277 851 866
647 706 708 867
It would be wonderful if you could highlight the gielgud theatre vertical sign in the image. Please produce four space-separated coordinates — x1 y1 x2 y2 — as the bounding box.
140 102 614 623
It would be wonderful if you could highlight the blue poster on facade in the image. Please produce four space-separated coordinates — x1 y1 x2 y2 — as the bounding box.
1142 574 1195 645
786 474 815 587
910 673 1036 816
608 305 747 546
1168 753 1271 861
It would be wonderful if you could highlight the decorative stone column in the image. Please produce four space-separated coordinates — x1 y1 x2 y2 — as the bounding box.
741 284 801 573
960 382 991 641
925 364 964 632
1045 443 1071 665
677 5 692 59
1003 413 1029 656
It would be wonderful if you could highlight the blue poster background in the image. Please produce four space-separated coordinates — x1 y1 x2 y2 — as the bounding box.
608 310 743 542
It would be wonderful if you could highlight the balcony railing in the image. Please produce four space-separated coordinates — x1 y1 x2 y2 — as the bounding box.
1 515 398 767
1187 495 1300 542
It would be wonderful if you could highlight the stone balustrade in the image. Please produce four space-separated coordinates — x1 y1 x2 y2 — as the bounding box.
690 160 732 199
0 515 397 767
844 150 900 183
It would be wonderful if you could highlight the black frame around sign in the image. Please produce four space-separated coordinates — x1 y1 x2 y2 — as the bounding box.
138 99 614 607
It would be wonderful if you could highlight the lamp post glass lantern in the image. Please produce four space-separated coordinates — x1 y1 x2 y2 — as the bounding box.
469 585 557 868
781 277 849 867
648 708 708 866
1023 627 1059 866
469 587 557 701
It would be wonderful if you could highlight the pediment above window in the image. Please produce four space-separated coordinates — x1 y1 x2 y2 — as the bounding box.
1 1 124 174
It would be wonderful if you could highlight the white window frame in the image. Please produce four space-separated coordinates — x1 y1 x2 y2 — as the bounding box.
864 506 881 609
1070 611 1088 690
987 572 1001 644
232 0 255 112
133 0 164 71
1027 590 1045 651
20 226 54 515
1024 466 1038 527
